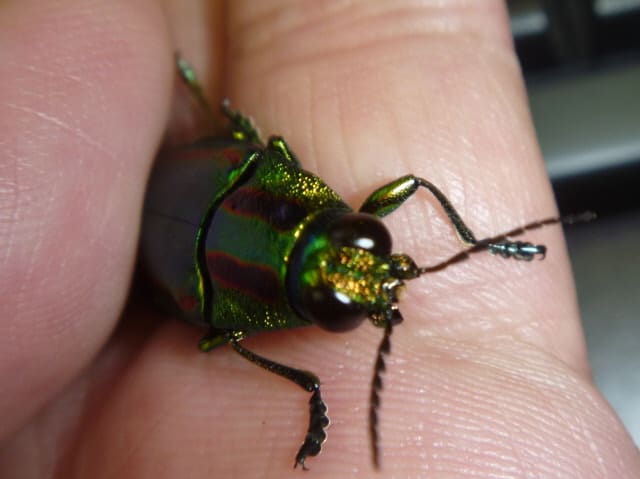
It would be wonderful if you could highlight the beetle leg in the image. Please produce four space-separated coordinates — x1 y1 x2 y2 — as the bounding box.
359 175 477 246
175 54 218 126
359 175 556 268
267 136 301 167
220 100 264 145
198 328 229 352
228 336 329 470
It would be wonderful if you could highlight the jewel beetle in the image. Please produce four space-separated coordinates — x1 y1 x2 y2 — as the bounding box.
140 57 561 470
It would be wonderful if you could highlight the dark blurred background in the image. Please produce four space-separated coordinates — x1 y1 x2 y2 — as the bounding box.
508 0 639 445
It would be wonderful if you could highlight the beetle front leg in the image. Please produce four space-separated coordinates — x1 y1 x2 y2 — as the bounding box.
228 336 329 470
359 175 477 247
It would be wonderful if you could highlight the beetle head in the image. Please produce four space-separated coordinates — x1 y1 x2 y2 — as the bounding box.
288 211 420 332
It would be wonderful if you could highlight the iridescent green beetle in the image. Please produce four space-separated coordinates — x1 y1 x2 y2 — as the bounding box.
141 58 561 469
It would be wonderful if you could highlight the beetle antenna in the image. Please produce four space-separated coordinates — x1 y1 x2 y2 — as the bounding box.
419 212 595 274
370 322 393 470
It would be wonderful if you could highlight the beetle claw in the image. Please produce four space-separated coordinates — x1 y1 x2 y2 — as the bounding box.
294 388 329 470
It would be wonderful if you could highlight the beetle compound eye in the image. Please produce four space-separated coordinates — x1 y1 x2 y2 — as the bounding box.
301 284 367 332
328 213 392 256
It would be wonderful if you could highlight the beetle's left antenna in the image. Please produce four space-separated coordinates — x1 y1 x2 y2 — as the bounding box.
175 54 217 125
370 322 393 470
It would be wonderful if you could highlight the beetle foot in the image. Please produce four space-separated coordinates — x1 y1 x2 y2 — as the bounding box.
488 240 546 261
294 388 329 469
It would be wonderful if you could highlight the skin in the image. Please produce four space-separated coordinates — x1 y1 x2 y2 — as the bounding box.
0 0 638 477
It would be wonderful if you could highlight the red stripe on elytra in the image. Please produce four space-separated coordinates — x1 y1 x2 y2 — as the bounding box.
220 187 307 231
207 251 280 303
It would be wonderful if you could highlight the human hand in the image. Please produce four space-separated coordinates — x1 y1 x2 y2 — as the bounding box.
1 1 638 478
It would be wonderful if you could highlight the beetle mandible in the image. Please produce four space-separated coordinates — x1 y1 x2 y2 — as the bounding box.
141 57 559 470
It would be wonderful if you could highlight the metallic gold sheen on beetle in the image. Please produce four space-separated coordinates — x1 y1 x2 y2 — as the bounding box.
140 57 555 470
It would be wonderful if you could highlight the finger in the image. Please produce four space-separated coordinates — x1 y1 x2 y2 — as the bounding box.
61 2 640 478
224 1 585 370
0 0 172 442
217 1 638 476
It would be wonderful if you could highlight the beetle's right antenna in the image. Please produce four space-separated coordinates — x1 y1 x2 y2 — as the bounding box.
369 322 393 470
